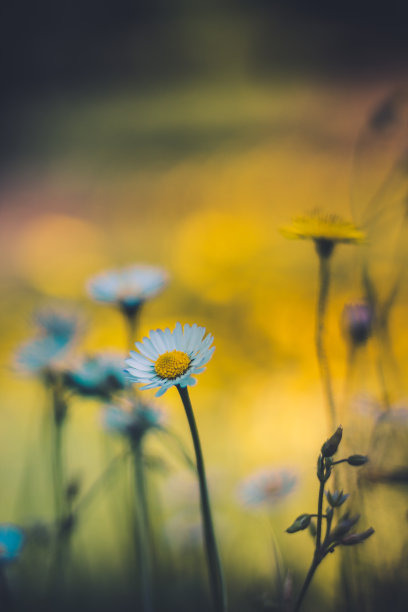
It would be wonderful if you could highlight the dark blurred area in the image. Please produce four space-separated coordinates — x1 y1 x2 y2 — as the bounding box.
2 0 408 163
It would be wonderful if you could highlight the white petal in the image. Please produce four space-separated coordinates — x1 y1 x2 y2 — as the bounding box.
128 352 152 369
135 340 157 360
174 322 183 347
150 330 167 353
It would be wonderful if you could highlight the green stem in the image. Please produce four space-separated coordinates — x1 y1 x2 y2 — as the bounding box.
133 439 153 612
177 386 227 612
122 305 142 352
0 567 12 610
73 451 130 517
315 253 336 432
293 558 320 612
295 468 326 612
51 388 66 523
315 477 325 552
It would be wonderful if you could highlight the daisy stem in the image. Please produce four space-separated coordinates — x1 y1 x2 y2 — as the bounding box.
316 253 336 433
177 386 227 612
123 306 142 352
133 438 153 612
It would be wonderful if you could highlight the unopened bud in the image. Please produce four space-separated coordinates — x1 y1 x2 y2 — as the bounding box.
341 527 375 546
321 426 343 458
342 302 373 346
286 514 311 533
66 476 81 502
330 514 360 542
347 455 369 466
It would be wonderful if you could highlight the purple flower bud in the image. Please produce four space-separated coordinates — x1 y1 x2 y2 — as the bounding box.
341 527 375 546
342 302 373 346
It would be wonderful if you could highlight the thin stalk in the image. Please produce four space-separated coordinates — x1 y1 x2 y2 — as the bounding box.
50 386 66 523
315 478 325 552
133 439 153 612
122 305 141 352
177 386 227 612
73 451 130 517
0 567 12 610
294 558 320 612
315 253 336 432
294 475 325 612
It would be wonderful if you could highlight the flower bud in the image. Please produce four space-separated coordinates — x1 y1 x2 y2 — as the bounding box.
66 477 81 502
329 513 360 542
326 490 349 508
321 426 343 458
347 455 369 466
342 302 373 346
286 514 311 533
340 527 375 546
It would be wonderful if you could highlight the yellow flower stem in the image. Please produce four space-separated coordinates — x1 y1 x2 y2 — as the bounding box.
133 438 153 612
315 252 337 432
177 386 227 612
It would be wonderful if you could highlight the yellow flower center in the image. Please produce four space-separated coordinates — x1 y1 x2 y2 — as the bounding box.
154 350 191 380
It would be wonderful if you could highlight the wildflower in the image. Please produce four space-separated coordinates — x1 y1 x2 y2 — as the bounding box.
342 302 373 346
14 305 81 377
102 400 164 442
125 323 215 397
238 468 298 510
0 525 24 564
127 323 225 612
33 305 82 344
281 211 364 257
65 353 129 398
326 490 349 508
87 264 168 316
15 336 69 376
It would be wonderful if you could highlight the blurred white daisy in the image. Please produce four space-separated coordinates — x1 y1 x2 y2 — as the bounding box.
14 305 82 376
87 264 168 315
102 399 165 441
125 323 215 397
65 353 129 398
238 468 298 510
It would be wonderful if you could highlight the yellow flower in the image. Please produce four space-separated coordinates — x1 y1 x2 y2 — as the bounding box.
281 211 365 257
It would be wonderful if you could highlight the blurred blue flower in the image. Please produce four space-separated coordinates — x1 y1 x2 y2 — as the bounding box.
102 399 165 441
34 305 82 344
15 336 69 376
65 353 129 398
0 525 24 564
125 322 215 397
14 305 82 376
238 468 298 510
87 265 168 314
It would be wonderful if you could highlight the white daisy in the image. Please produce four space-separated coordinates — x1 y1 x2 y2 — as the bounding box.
238 468 298 510
87 264 168 311
125 323 215 397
